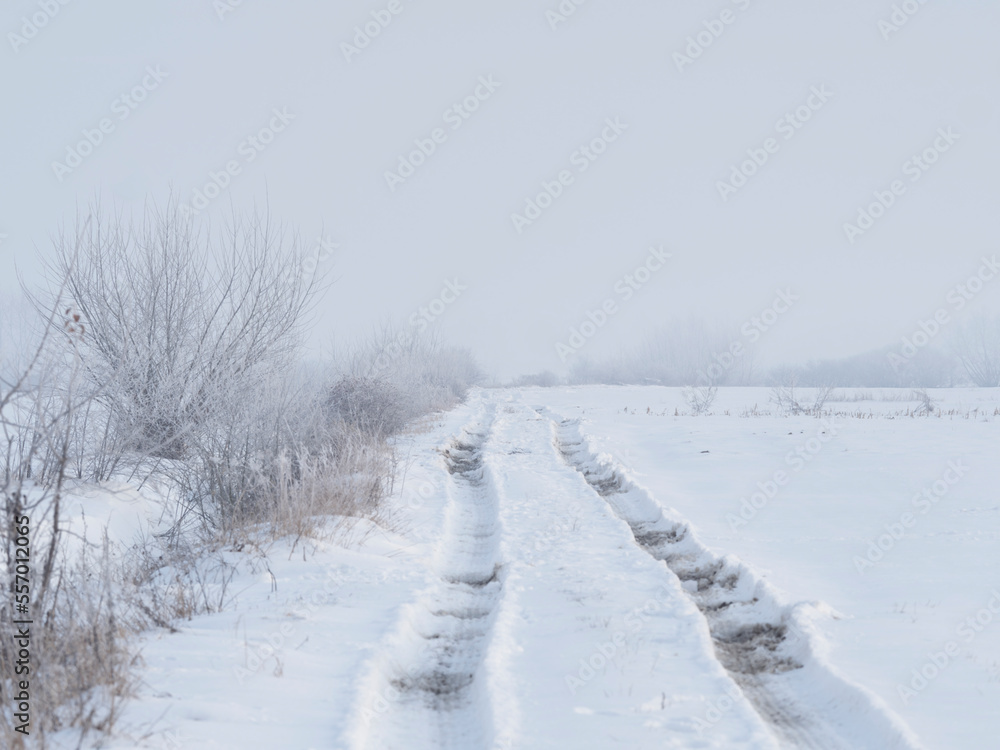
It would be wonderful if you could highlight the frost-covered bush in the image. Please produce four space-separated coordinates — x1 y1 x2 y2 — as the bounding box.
326 375 408 439
342 325 483 424
46 203 320 470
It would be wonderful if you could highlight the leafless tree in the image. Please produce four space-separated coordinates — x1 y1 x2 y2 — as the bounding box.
43 201 325 521
950 314 1000 387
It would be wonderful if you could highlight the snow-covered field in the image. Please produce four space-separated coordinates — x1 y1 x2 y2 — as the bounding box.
78 386 997 750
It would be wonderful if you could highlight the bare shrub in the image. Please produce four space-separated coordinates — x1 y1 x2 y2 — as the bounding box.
46 200 322 479
0 520 138 747
911 388 937 416
326 376 407 440
682 385 717 415
260 437 394 542
1 300 137 747
344 325 483 422
40 201 339 535
117 528 243 630
770 384 833 416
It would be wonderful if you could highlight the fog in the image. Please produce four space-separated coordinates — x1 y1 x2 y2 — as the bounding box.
2 0 998 380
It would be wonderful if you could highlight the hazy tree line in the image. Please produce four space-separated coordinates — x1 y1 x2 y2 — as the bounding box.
512 317 1000 389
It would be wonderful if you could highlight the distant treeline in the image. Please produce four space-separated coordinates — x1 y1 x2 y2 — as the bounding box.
509 316 1000 389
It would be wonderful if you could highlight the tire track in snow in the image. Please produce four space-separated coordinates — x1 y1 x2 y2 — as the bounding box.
544 411 925 750
349 406 504 750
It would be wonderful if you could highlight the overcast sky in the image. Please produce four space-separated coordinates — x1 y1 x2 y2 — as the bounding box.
2 0 998 379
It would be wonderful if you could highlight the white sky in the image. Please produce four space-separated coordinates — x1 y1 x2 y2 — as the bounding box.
1 0 998 379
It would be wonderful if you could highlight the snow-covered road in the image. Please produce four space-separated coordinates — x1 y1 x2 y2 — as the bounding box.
350 391 922 749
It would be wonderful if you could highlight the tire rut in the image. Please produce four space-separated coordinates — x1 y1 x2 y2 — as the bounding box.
353 412 503 750
547 412 922 750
